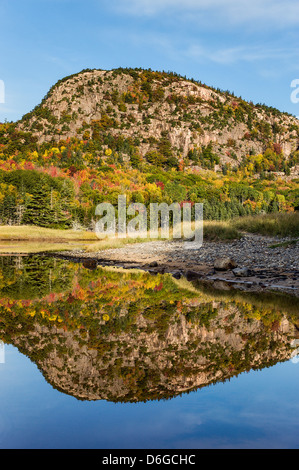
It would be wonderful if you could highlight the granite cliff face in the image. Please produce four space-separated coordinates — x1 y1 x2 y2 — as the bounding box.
19 68 299 167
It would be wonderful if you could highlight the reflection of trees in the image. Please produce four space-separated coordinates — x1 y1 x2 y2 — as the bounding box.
0 257 298 403
0 255 75 300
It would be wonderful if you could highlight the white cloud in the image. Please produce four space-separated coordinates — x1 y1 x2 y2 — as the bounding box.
105 25 299 69
186 45 299 65
109 0 299 28
131 33 299 66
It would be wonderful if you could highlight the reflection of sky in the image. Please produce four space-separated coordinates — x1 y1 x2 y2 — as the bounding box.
0 345 298 449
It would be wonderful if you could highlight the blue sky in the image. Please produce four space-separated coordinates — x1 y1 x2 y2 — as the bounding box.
1 0 299 122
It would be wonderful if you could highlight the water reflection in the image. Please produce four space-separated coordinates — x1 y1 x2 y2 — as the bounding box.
0 255 298 403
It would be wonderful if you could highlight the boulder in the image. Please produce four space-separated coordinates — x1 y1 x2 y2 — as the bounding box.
214 257 237 271
82 259 97 270
149 261 158 268
172 271 182 279
233 267 250 277
213 280 232 291
186 270 201 280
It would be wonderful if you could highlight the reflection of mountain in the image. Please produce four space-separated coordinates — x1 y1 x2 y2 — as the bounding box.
0 255 298 403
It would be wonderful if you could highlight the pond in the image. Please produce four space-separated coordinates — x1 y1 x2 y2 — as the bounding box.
0 255 298 449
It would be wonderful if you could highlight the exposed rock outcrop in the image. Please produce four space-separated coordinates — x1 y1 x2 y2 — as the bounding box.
17 68 299 167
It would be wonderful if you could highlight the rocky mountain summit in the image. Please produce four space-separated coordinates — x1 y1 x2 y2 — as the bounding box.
19 67 299 168
0 67 298 231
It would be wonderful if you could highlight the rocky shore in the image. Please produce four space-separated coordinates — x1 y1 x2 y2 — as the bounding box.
54 234 299 297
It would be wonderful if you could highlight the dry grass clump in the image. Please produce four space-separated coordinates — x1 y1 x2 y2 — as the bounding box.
0 225 97 241
232 212 299 238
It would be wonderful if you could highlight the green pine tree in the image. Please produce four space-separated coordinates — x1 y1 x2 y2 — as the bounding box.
22 184 56 227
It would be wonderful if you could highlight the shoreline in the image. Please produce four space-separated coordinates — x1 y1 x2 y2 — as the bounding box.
50 233 299 297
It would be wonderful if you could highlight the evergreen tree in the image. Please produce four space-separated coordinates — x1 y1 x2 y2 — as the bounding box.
22 184 56 227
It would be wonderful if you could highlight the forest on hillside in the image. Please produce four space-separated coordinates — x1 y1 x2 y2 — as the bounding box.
0 129 298 229
0 68 298 230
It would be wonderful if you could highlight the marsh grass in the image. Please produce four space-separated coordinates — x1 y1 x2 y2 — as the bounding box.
0 225 98 241
203 221 241 241
0 241 93 254
0 212 298 254
269 239 298 249
231 212 299 238
84 236 151 252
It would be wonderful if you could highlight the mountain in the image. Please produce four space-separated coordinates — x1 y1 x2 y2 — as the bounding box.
0 68 298 229
17 67 299 170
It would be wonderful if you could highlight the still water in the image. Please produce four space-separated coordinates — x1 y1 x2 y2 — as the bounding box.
0 255 298 449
